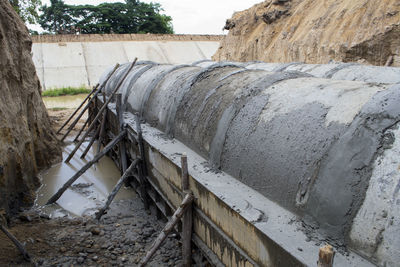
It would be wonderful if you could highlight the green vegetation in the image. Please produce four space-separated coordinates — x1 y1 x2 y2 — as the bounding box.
39 0 173 34
42 87 91 97
8 0 42 24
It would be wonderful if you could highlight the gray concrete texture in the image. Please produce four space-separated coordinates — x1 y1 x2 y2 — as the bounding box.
100 61 400 266
31 40 220 90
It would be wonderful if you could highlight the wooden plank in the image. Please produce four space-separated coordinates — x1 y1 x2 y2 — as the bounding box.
139 193 194 267
65 59 137 162
46 129 127 205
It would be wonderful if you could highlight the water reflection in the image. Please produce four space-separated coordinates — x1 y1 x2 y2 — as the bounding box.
43 94 88 109
35 141 135 218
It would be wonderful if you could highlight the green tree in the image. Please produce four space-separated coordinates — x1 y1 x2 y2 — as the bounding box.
8 0 42 24
39 0 174 34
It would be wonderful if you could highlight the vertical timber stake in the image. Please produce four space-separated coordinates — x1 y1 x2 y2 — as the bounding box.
318 244 335 267
116 93 128 173
136 116 149 209
181 153 193 267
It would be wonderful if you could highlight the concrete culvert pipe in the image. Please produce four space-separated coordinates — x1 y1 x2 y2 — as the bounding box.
99 61 400 266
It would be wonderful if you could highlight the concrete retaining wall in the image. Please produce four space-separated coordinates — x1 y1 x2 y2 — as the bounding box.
31 34 223 90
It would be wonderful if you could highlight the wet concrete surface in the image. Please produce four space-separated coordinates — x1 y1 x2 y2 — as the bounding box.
35 142 135 218
99 61 400 265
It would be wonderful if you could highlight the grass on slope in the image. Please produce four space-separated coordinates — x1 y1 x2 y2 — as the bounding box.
42 87 91 97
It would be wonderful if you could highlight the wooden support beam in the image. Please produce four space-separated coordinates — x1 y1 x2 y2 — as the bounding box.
0 224 31 262
80 124 101 159
60 63 119 142
46 129 127 205
181 153 193 267
95 159 139 220
318 244 335 267
57 84 98 134
65 59 137 163
139 193 194 267
96 88 108 155
116 93 128 174
136 116 150 209
73 116 89 142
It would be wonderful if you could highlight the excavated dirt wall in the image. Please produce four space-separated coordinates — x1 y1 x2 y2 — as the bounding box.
213 0 400 66
0 0 61 216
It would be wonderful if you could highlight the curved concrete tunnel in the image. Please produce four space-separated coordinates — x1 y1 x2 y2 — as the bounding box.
99 61 400 266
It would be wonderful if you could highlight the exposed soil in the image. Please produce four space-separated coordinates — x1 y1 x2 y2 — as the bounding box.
214 0 400 66
0 199 183 266
47 108 88 142
0 109 186 266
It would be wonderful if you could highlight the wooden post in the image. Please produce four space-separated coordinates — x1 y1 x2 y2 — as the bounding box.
116 93 128 173
181 153 192 267
46 129 127 205
139 193 194 267
56 84 98 134
65 59 137 163
0 224 31 261
80 125 101 159
136 116 149 209
95 159 139 220
60 63 120 142
318 244 335 267
96 88 108 154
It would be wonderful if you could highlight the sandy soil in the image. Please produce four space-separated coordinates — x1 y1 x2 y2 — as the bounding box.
48 108 88 142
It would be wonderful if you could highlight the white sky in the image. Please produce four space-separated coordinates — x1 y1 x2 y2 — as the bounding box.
34 0 262 34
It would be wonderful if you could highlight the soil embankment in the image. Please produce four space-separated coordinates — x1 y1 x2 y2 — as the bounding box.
0 0 61 217
213 0 400 66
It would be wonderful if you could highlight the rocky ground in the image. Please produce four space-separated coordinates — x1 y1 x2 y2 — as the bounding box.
0 108 190 266
0 198 183 266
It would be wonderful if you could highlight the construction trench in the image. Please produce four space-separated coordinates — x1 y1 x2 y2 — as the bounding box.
49 59 400 267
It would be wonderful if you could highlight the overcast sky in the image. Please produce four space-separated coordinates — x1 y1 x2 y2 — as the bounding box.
36 0 262 34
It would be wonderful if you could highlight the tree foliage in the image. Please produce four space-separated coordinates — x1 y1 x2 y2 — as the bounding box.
9 0 42 24
39 0 173 34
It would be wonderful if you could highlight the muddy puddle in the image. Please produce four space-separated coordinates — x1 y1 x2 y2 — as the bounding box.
43 94 88 109
35 141 135 218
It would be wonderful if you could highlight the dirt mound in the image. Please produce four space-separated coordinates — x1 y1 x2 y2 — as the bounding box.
213 0 400 66
0 0 61 216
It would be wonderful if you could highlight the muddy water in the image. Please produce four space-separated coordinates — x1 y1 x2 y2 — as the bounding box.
35 141 135 218
43 94 87 109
